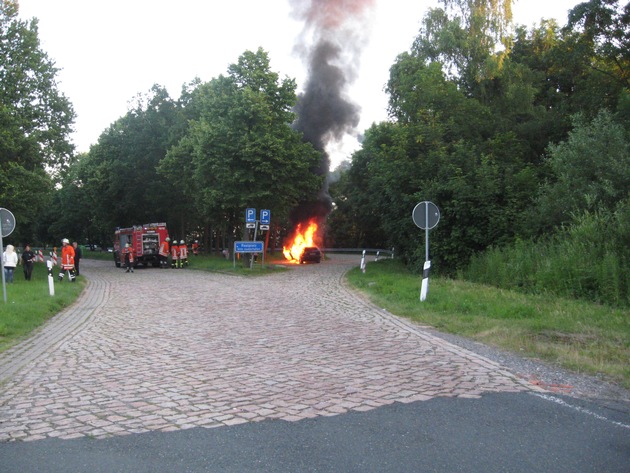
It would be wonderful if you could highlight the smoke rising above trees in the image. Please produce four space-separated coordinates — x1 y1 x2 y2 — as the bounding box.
288 0 376 223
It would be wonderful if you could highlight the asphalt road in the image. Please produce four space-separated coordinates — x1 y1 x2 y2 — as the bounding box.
0 256 628 472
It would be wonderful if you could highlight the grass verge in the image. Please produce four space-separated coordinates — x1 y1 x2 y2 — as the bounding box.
0 263 85 352
184 253 289 275
347 259 630 389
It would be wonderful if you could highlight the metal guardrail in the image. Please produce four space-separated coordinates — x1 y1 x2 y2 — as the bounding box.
321 248 394 258
270 247 395 260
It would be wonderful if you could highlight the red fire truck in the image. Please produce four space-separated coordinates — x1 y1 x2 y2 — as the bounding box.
113 222 169 268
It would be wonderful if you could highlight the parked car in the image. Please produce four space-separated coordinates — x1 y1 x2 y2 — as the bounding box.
299 246 321 264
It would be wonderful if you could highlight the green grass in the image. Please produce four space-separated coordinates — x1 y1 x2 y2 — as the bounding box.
348 259 630 389
0 264 85 352
183 252 289 275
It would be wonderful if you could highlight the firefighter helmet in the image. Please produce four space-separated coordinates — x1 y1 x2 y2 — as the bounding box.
180 240 185 245
165 237 170 242
126 243 130 248
62 238 69 244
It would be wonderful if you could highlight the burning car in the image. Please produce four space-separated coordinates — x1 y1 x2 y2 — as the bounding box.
283 219 322 264
299 246 321 264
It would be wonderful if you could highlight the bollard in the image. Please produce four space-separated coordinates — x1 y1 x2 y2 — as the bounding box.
47 260 55 296
360 250 366 273
420 260 431 301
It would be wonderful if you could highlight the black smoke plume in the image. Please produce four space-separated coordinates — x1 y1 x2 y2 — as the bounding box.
289 0 375 226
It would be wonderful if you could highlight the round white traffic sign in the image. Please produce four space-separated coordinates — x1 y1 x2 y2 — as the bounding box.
0 208 16 237
412 201 440 230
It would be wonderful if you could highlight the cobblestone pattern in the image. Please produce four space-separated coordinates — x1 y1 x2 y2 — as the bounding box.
0 256 538 441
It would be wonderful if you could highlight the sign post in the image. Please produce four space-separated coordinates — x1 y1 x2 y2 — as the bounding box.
47 260 55 296
243 208 271 269
259 209 270 232
233 241 265 270
412 201 440 301
1 208 17 303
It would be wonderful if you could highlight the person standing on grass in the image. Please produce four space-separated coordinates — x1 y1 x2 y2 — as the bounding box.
58 238 76 282
72 241 83 276
21 244 36 281
2 244 18 284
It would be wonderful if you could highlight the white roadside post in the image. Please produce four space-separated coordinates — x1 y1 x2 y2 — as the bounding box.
360 250 366 273
420 261 431 301
412 201 440 302
47 259 55 296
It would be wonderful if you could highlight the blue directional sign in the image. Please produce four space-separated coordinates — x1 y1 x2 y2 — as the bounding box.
260 209 271 225
245 208 256 223
234 241 264 253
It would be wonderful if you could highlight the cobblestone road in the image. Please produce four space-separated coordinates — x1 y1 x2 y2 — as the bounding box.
0 256 538 442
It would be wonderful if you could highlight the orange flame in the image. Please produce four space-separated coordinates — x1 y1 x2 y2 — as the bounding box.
283 220 319 263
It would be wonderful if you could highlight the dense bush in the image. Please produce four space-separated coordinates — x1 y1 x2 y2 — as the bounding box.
462 199 630 307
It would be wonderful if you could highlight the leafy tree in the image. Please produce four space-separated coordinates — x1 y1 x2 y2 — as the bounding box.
0 1 74 244
79 85 184 240
160 48 323 241
328 124 398 249
412 0 513 94
567 0 629 89
330 1 557 272
534 109 630 231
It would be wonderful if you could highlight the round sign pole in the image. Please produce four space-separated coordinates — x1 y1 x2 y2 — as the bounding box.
425 202 430 261
412 201 440 302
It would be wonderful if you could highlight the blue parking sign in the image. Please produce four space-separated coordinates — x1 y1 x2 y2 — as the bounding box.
246 208 256 223
260 209 270 225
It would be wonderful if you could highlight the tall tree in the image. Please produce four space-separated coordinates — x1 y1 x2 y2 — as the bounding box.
0 0 75 243
160 48 323 239
80 85 184 237
567 0 629 89
534 109 630 231
412 0 513 94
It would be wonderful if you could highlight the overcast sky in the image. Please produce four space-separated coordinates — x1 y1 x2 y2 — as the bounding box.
17 0 581 169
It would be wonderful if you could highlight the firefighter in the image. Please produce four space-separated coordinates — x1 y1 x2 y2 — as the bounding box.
192 240 199 256
123 243 134 273
159 237 170 268
58 238 76 282
171 239 180 268
179 240 188 267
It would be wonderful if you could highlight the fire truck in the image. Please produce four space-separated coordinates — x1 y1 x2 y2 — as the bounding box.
113 222 169 268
